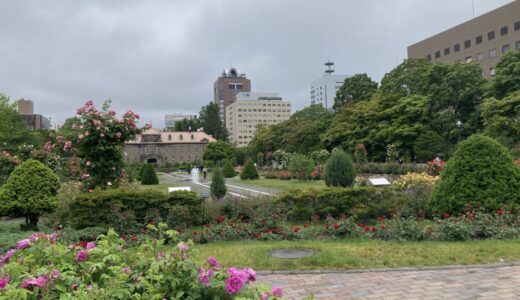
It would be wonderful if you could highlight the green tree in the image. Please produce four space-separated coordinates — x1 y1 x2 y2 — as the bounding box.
222 161 236 178
0 159 60 229
173 117 201 132
140 164 159 185
333 73 378 110
288 154 315 180
379 58 432 96
323 150 356 187
413 130 450 162
210 167 227 199
199 103 227 140
0 94 43 150
430 135 520 215
481 91 520 148
202 141 236 163
240 159 259 180
493 50 520 99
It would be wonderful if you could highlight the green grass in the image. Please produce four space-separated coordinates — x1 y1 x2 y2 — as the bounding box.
192 239 520 270
0 218 52 252
229 177 326 191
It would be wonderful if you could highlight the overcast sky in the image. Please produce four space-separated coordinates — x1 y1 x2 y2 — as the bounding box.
0 0 513 127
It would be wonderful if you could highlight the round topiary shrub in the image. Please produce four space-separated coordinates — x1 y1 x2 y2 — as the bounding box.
430 134 520 215
140 164 159 185
0 159 60 229
240 159 259 180
324 149 356 187
211 167 227 200
222 161 236 178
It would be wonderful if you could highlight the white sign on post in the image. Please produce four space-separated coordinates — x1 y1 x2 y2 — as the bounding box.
168 186 191 193
368 178 391 186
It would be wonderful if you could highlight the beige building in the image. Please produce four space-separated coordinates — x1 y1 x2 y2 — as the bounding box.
226 92 291 147
125 129 215 164
408 0 520 77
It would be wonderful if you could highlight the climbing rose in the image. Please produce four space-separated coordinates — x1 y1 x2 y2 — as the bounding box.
17 239 30 250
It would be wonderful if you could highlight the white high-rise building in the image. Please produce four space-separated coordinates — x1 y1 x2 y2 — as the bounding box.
310 61 350 110
226 92 292 147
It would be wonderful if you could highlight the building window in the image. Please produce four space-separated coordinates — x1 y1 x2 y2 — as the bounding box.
501 26 508 36
435 51 440 59
454 43 460 52
444 47 450 56
168 134 172 141
465 56 473 63
426 54 432 61
464 40 471 48
502 44 510 53
488 31 495 40
180 134 183 140
476 52 484 62
475 35 483 44
517 40 520 50
489 48 497 59
515 21 520 31
490 68 496 76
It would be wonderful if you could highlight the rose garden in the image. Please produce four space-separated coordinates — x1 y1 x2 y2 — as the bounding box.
1 54 520 299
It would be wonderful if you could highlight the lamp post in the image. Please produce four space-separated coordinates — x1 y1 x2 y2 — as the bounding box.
201 192 209 230
456 120 462 142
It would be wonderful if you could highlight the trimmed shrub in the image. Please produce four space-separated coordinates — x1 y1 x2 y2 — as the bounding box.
276 186 406 221
140 164 159 185
288 154 315 180
430 134 520 215
211 168 227 200
0 159 60 229
324 150 356 187
240 159 259 180
222 161 236 178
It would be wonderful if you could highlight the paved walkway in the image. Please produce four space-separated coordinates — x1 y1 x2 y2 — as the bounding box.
258 264 520 299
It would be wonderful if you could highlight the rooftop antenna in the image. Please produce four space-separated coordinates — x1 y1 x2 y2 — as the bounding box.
324 60 335 76
472 0 475 18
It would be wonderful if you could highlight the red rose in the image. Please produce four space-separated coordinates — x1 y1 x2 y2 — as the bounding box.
303 223 309 228
380 225 385 230
292 227 300 233
218 216 225 223
498 210 504 216
130 236 137 241
370 227 376 232
333 224 340 230
325 224 330 230
253 233 260 238
193 231 197 235
443 213 450 219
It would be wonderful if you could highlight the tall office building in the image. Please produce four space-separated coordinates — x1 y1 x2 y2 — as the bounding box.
17 99 51 130
226 92 291 147
408 0 520 77
213 67 251 125
310 61 350 110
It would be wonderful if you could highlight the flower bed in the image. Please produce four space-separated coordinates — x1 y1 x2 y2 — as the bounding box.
0 224 283 299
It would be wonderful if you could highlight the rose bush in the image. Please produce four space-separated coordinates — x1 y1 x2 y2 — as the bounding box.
0 223 283 299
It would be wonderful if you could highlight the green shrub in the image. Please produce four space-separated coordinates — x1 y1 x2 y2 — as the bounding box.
430 134 520 215
67 189 203 229
222 161 236 178
240 159 259 180
276 186 405 221
355 163 427 174
140 164 159 185
288 154 315 180
0 155 16 186
324 150 356 187
0 159 60 229
211 168 227 200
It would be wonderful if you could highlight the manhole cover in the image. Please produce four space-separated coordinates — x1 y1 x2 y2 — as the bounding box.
269 248 316 259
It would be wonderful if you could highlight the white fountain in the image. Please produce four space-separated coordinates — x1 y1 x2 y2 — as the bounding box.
191 167 200 184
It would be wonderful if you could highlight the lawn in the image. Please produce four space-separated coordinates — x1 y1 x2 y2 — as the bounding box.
192 239 520 271
228 177 326 191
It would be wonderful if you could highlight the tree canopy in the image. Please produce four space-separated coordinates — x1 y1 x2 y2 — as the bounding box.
199 102 227 140
333 73 378 111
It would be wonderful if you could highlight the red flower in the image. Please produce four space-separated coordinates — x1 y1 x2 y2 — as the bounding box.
193 231 197 236
377 217 385 222
498 210 504 216
333 224 340 230
303 223 309 228
130 236 137 241
121 234 127 241
292 227 300 233
380 225 385 230
357 223 366 228
75 241 87 248
443 213 450 219
217 216 225 223
370 227 376 232
253 233 260 238
325 224 330 230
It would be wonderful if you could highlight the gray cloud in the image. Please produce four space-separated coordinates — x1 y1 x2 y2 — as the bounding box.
0 0 513 127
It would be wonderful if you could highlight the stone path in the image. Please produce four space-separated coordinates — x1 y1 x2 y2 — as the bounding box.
258 264 520 299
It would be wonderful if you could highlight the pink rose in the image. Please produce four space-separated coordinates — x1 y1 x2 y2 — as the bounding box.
17 239 30 249
207 256 221 270
86 242 96 250
116 132 122 138
76 250 88 262
52 270 59 279
271 286 283 297
225 276 245 294
0 276 9 289
197 267 214 286
177 243 188 252
22 275 48 289
262 291 268 300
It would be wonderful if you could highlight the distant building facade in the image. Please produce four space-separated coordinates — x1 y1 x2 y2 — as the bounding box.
226 92 292 147
213 67 251 125
17 99 51 130
125 129 216 164
310 61 350 110
408 1 520 77
164 114 197 131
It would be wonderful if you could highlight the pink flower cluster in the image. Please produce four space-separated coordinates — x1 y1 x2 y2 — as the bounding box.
225 267 257 294
1 233 57 267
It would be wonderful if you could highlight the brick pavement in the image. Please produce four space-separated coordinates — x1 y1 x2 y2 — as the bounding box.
258 264 520 299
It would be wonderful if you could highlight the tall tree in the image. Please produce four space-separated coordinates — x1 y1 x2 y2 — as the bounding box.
333 73 378 111
199 103 227 140
173 117 201 132
493 51 520 99
0 94 42 150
